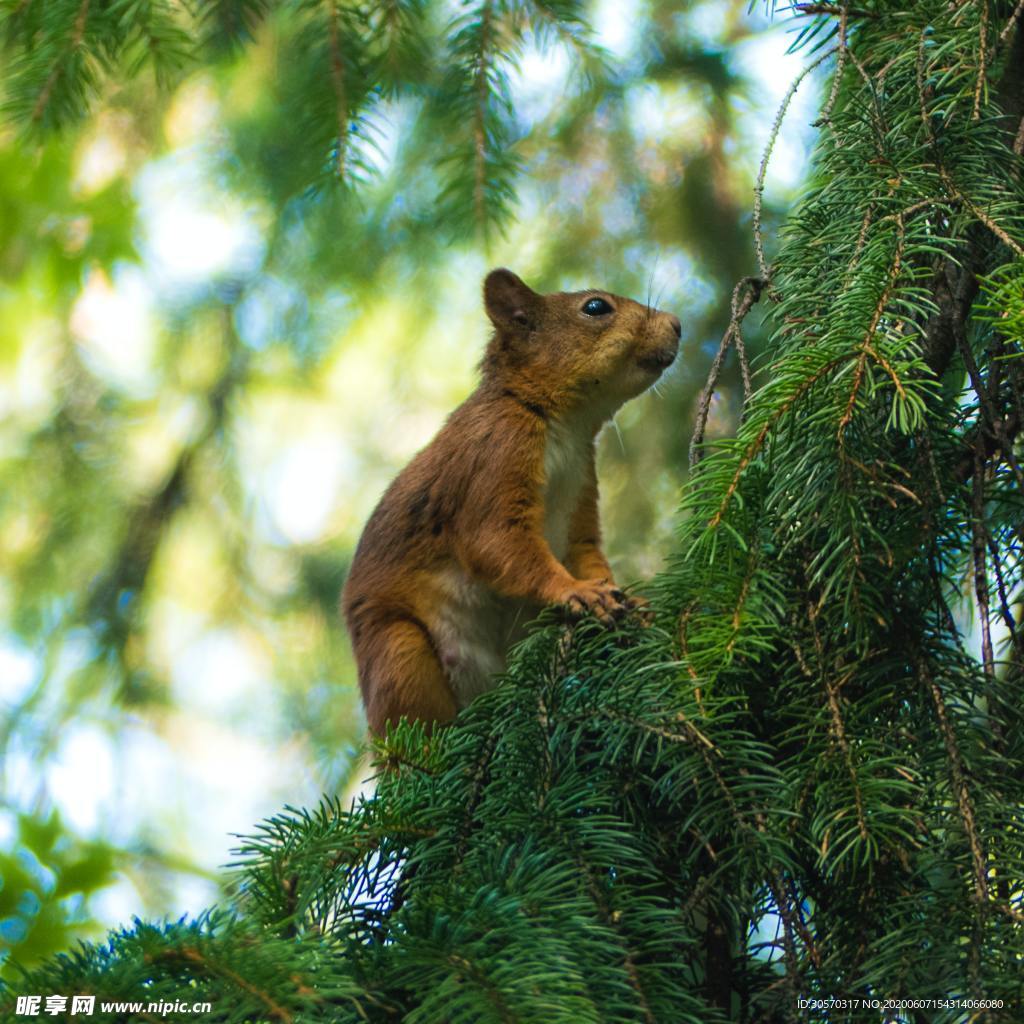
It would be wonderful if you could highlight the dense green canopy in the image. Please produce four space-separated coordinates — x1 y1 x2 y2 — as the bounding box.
0 0 778 974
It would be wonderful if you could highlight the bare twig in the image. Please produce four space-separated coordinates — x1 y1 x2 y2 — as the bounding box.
729 278 757 403
953 407 1023 486
943 173 1024 257
998 0 1024 46
916 27 933 141
997 902 1024 924
814 3 849 133
970 451 996 682
690 277 765 470
986 536 1020 654
754 46 839 289
795 2 876 16
846 202 875 276
973 2 988 120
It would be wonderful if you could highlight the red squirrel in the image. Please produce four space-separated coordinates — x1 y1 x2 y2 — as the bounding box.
343 269 681 734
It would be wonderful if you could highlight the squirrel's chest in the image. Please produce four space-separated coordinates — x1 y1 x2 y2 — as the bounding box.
423 416 593 710
541 418 591 561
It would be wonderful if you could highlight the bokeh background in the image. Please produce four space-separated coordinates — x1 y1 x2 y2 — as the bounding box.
0 0 819 970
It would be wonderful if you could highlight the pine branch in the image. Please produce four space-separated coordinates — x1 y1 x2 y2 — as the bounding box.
324 0 348 179
30 0 90 124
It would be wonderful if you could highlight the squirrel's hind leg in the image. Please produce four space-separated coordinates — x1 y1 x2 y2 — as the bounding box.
356 616 458 735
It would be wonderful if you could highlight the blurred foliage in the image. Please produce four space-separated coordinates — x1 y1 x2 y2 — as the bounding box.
0 0 792 975
0 812 116 969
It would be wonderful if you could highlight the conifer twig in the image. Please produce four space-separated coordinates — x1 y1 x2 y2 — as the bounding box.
31 0 90 124
708 354 847 529
808 605 869 842
837 217 906 445
325 1 348 179
451 730 498 871
918 32 1024 257
472 0 494 230
173 947 295 1023
917 658 988 907
594 709 716 751
572 850 657 1024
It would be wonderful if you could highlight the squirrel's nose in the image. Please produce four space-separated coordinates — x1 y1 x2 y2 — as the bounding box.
667 314 681 339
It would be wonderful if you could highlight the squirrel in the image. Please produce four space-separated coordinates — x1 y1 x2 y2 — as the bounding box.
342 268 681 735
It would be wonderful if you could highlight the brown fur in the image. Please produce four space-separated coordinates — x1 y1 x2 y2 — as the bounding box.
343 269 681 734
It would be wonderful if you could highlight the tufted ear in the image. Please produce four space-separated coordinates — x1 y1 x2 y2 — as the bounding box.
483 269 539 332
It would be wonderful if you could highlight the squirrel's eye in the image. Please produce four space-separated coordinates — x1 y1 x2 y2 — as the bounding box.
582 297 613 316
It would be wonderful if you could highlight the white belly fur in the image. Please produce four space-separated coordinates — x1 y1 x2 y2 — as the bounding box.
542 414 591 560
433 414 594 708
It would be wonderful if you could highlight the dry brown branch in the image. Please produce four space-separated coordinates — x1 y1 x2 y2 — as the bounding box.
973 2 988 120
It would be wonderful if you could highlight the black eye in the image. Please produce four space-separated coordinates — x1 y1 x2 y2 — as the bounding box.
581 297 613 316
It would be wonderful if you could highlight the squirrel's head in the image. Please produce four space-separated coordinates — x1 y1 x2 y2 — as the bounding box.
481 268 681 420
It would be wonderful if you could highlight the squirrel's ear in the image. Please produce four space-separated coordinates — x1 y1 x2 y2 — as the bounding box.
484 269 539 331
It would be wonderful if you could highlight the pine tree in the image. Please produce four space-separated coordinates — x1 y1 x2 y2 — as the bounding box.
0 0 597 234
3 1 1024 1021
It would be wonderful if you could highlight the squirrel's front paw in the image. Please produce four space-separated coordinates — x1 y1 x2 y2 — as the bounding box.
556 578 628 627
